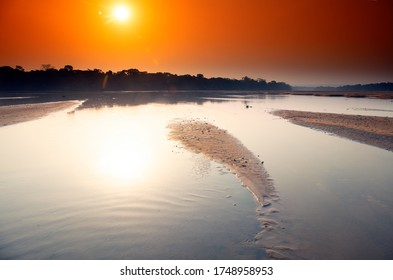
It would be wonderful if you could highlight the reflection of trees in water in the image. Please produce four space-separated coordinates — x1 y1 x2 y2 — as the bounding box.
76 91 289 110
0 88 288 108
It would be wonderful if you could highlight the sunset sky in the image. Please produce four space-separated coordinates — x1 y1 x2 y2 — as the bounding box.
1 0 392 85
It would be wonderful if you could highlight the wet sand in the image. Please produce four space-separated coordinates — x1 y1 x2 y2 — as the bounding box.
168 120 276 206
273 91 393 99
168 120 297 259
273 110 393 152
0 101 79 127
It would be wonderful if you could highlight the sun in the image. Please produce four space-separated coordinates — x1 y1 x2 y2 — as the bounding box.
112 4 131 22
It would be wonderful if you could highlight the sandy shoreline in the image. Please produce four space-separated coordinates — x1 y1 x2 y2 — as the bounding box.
277 91 393 99
273 110 393 151
0 101 79 127
168 120 276 206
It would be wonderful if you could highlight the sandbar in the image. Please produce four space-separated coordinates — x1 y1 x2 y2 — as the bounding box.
0 101 79 127
168 120 275 206
271 91 393 99
273 110 393 151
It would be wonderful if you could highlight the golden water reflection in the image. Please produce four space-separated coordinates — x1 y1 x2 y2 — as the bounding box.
1 93 393 259
96 133 152 184
76 108 161 186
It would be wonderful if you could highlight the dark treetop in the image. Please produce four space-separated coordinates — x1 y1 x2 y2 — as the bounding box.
0 65 291 92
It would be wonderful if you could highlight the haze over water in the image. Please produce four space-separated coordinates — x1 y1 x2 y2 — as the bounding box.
0 92 392 259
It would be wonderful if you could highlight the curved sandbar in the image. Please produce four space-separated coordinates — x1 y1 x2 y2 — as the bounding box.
168 120 275 206
273 110 393 152
0 101 79 127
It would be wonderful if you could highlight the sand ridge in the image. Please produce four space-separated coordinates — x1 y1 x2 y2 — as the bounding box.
0 101 79 127
168 119 298 259
273 110 393 152
168 119 276 206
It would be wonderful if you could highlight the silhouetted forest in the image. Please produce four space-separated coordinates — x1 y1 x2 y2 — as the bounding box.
0 65 291 92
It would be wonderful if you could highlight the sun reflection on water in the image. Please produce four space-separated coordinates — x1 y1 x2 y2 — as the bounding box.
90 112 155 186
97 137 151 184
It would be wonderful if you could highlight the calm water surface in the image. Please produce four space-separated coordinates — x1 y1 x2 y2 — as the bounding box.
0 92 392 259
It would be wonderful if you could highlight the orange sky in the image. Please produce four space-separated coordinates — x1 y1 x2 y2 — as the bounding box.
1 0 392 85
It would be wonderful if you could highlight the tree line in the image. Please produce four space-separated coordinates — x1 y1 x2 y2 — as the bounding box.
0 65 292 92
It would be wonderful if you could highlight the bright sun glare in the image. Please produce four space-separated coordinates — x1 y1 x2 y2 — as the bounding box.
96 132 152 185
112 4 131 22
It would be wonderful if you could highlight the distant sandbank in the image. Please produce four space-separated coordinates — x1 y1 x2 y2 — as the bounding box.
168 120 276 206
279 91 393 99
0 101 79 127
273 110 393 152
